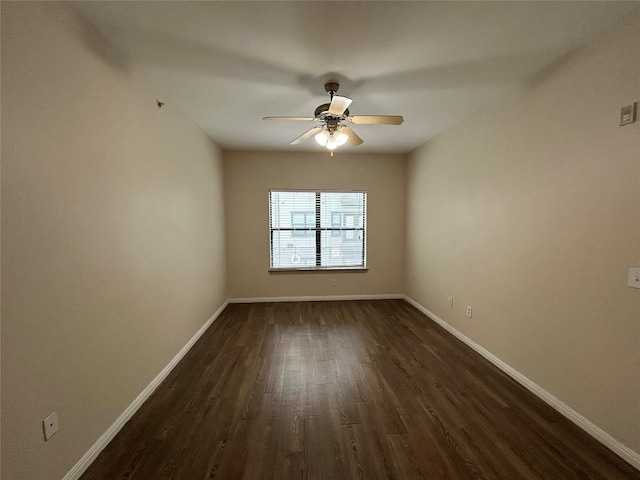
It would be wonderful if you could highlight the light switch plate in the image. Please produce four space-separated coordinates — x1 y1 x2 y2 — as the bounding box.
620 102 637 126
628 267 640 289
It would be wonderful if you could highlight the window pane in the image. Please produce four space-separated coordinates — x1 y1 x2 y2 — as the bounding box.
270 231 317 268
320 192 365 228
320 230 364 267
269 191 316 229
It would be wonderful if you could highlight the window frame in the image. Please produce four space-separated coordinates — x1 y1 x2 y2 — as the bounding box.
268 189 367 272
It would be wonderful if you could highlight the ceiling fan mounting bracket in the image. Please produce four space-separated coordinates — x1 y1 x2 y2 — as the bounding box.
324 82 340 96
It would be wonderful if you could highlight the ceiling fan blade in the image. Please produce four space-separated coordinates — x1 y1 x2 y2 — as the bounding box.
349 115 404 125
263 116 316 121
328 95 352 116
290 126 323 145
340 126 364 146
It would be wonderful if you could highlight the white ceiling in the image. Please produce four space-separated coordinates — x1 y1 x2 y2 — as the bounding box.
74 1 638 154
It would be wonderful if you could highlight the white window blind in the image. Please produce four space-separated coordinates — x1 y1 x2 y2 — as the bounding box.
269 190 366 270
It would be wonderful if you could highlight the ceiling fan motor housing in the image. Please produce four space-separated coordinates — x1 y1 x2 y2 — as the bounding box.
314 103 350 119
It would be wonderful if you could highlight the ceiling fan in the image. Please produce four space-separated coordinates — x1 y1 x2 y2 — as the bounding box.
263 82 404 151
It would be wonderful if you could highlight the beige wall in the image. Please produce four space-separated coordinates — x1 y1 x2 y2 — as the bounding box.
1 3 226 480
406 15 640 453
224 151 405 299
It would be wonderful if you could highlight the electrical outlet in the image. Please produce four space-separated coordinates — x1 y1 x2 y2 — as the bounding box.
466 306 473 318
214 285 218 294
330 279 337 287
43 412 59 441
448 296 454 307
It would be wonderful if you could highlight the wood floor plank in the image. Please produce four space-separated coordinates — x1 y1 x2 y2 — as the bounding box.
81 300 640 480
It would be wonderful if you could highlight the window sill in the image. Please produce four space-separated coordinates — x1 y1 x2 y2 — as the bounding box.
269 267 368 274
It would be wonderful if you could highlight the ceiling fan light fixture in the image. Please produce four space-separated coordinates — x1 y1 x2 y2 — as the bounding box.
316 130 348 150
335 131 348 147
326 133 339 150
315 130 330 146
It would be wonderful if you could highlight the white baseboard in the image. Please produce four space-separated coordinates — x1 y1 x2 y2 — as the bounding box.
63 300 230 480
229 293 404 303
403 295 640 471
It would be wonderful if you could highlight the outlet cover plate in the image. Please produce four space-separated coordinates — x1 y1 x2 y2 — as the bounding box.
43 411 59 441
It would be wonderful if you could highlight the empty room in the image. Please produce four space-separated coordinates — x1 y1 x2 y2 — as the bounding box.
1 1 639 479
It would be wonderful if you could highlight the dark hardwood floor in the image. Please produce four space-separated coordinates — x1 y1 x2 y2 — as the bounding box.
80 300 639 479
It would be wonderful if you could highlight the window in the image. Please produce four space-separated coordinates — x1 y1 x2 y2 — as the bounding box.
269 190 366 270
